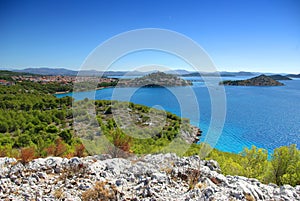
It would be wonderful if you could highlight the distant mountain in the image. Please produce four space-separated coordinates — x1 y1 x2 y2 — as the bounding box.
14 68 78 76
220 74 284 86
182 72 222 77
182 71 256 77
269 74 292 80
10 67 280 79
13 68 142 77
286 74 300 78
234 71 255 76
165 69 190 75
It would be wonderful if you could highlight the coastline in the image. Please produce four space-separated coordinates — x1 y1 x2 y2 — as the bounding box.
54 87 108 95
55 91 70 94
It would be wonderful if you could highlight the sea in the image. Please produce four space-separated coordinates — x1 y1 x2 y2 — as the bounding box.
56 76 300 154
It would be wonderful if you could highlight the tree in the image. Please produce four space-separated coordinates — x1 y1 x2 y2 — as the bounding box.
240 145 268 180
270 144 300 185
46 125 59 133
59 130 73 145
17 134 32 147
281 160 300 186
0 121 9 133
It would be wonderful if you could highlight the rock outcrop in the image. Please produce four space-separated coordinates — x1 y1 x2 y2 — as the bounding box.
0 154 299 200
220 74 284 86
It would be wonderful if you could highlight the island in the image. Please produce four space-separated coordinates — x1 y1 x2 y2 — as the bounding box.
269 74 292 80
219 74 284 86
287 73 300 78
117 72 192 87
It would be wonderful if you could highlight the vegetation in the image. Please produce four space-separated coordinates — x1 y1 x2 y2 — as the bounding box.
97 80 118 88
73 99 196 156
117 71 192 87
81 181 119 201
0 75 299 187
0 82 83 159
185 143 300 186
0 70 35 81
73 80 118 92
0 81 196 159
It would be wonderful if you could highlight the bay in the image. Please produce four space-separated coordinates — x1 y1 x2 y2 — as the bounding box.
56 77 300 154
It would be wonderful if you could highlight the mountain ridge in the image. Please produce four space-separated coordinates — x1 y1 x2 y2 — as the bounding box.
2 67 297 78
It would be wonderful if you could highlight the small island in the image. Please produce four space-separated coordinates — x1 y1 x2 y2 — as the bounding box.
286 73 300 78
269 74 292 80
117 72 192 87
220 74 284 86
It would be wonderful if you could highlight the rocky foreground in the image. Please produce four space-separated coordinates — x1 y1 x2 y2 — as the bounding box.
0 154 299 201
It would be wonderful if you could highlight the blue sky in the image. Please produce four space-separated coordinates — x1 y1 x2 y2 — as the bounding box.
0 0 299 73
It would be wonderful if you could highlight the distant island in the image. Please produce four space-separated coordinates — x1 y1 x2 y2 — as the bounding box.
6 67 261 77
269 74 292 80
287 73 300 78
117 72 192 87
220 74 284 86
182 71 255 77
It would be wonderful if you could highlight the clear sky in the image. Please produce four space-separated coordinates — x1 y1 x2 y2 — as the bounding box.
0 0 299 73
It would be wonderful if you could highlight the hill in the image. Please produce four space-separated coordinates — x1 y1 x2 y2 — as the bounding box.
0 81 200 157
220 74 284 86
269 74 292 80
15 67 78 76
182 71 256 77
287 73 300 78
165 69 190 75
0 70 36 80
12 67 193 77
117 72 192 87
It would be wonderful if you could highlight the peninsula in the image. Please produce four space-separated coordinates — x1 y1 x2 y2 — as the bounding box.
117 72 192 87
220 74 284 86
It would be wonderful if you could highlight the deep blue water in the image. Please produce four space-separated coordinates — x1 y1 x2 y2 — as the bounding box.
56 77 300 154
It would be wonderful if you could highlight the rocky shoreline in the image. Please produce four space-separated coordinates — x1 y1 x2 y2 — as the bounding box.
1 154 299 200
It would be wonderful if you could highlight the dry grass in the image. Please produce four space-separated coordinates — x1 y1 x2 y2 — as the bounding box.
174 168 202 190
53 189 63 199
187 169 201 190
245 193 255 201
20 147 36 164
81 181 119 201
195 182 207 189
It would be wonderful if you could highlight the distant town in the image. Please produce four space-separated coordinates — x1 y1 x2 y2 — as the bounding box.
0 73 118 86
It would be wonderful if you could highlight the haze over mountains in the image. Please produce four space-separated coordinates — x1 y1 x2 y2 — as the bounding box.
1 67 299 78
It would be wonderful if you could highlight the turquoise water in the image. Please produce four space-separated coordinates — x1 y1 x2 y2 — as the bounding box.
56 77 300 154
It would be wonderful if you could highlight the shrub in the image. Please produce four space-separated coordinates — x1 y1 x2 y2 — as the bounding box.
74 143 86 157
107 128 132 158
81 181 119 201
45 138 68 157
20 147 36 164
